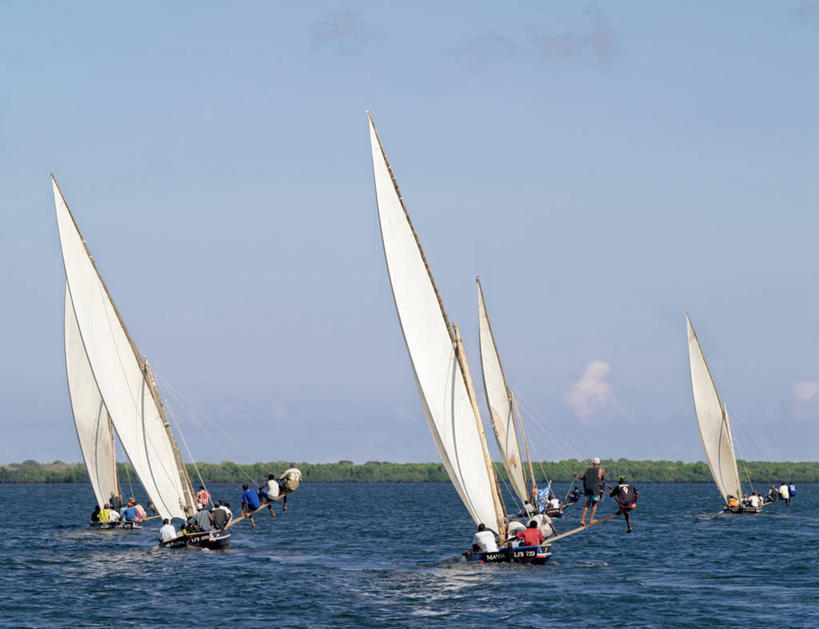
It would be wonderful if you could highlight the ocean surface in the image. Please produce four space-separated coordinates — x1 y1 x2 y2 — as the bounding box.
0 481 816 628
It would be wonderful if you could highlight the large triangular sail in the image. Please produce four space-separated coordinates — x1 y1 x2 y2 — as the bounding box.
65 283 120 508
476 278 530 505
54 176 196 521
368 115 504 534
686 314 743 504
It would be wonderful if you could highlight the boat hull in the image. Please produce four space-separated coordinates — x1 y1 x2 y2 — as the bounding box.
91 520 143 530
723 506 762 514
464 545 551 565
159 530 230 550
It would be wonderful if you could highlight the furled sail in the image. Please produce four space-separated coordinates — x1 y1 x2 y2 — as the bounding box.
54 176 196 521
368 115 503 534
686 314 743 503
476 279 529 505
65 283 120 508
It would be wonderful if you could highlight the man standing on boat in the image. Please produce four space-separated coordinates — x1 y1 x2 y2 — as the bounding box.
573 457 605 525
609 476 638 533
196 486 210 509
531 512 558 539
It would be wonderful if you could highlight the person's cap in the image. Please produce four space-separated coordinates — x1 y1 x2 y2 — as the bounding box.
592 457 600 465
618 475 625 481
753 490 758 494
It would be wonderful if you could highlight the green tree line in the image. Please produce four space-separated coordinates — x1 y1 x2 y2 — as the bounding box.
1 459 818 484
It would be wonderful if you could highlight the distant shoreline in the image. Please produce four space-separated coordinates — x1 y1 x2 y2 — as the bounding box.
2 459 817 484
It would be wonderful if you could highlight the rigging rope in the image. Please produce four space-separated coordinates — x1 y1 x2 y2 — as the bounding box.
162 392 208 500
154 372 259 486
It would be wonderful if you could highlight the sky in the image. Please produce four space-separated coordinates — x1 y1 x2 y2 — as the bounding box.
2 2 819 465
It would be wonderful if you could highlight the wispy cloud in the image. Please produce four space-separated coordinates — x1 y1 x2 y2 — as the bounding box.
792 380 819 402
565 360 614 424
531 7 621 65
311 10 373 54
452 30 518 65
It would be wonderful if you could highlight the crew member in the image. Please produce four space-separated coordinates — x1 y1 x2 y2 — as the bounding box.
159 519 177 542
259 474 280 519
193 505 213 532
241 483 262 530
531 512 558 538
609 476 639 533
472 523 498 553
573 457 605 525
515 521 545 547
279 463 302 511
779 482 790 506
91 505 101 523
196 486 210 509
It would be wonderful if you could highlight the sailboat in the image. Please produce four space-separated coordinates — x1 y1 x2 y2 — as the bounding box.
686 314 762 514
54 175 230 547
368 114 550 564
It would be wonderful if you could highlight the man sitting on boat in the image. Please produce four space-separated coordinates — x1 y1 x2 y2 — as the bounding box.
107 506 121 523
91 506 101 523
159 519 177 542
609 476 639 533
765 485 779 503
515 521 545 547
279 463 302 511
98 504 111 523
120 501 138 522
573 457 605 525
211 502 232 530
241 483 262 530
472 523 499 553
744 491 762 510
193 505 213 532
258 475 280 519
726 495 739 509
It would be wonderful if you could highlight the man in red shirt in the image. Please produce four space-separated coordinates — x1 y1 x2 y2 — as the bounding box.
515 521 545 547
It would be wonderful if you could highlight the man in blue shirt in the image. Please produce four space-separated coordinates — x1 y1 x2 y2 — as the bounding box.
121 501 138 522
241 483 262 530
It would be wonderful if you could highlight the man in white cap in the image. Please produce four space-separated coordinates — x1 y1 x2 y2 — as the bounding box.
573 457 605 525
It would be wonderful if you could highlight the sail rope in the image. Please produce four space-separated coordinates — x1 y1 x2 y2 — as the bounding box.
122 455 136 501
162 391 209 501
153 373 259 486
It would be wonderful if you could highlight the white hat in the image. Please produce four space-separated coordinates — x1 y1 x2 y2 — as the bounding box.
592 457 600 465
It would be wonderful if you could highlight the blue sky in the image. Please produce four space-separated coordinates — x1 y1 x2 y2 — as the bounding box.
2 2 819 464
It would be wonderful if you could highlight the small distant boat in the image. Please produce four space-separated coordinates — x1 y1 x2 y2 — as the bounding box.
686 314 762 515
368 115 549 564
54 176 229 548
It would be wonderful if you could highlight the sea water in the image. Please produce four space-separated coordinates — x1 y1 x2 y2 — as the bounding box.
0 482 816 627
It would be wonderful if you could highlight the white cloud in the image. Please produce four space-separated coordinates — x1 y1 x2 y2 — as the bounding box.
311 10 373 54
565 360 613 424
792 380 819 402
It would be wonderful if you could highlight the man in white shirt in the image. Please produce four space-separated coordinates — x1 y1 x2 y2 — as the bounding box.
259 475 280 520
108 508 121 523
159 519 177 542
472 523 499 553
747 491 761 509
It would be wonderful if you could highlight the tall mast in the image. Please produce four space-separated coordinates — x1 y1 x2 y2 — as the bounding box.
511 391 537 495
453 322 507 539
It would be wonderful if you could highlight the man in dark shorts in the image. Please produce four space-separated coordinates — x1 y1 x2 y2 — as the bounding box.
609 476 638 533
241 483 262 530
574 457 605 525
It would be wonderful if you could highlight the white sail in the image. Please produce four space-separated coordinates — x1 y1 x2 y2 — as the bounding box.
369 115 501 533
477 280 529 505
54 176 195 521
65 284 119 508
686 314 743 503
